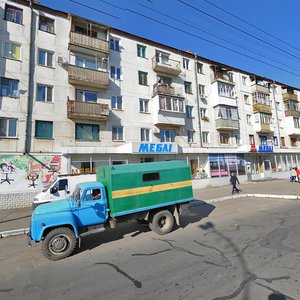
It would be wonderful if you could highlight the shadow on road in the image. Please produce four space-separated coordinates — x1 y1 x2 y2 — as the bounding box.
73 200 215 256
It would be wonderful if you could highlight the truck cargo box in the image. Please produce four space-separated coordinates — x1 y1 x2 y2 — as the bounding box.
97 160 193 217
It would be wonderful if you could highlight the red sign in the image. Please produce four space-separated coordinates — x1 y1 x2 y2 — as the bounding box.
250 144 257 152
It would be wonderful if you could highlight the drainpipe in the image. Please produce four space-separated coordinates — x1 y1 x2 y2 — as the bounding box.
271 81 282 148
25 0 36 154
194 54 203 148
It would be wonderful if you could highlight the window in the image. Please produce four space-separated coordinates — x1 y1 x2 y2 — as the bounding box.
4 42 21 60
249 135 255 144
76 90 97 103
111 96 123 110
183 58 190 70
290 137 297 147
259 135 267 145
37 84 53 102
244 94 250 105
0 118 17 138
112 126 124 141
39 16 54 34
155 51 169 64
158 76 172 86
143 172 159 182
186 106 193 118
235 134 241 144
200 108 207 118
110 38 120 51
1 77 19 97
76 123 99 141
242 76 247 85
5 5 23 24
276 101 281 110
246 114 251 125
35 121 53 139
137 44 146 58
281 137 285 146
74 26 97 38
202 131 209 143
217 107 238 120
38 49 53 67
110 66 121 80
160 129 175 142
184 81 192 94
188 130 195 143
138 71 148 85
196 62 204 74
139 99 149 113
293 117 300 128
199 84 205 97
220 132 230 144
159 96 184 112
218 82 235 98
141 128 150 142
273 136 278 146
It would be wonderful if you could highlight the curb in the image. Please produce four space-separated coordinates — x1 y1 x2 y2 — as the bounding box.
1 193 299 238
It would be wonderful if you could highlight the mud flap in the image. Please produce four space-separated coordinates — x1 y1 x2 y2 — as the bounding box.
174 205 180 226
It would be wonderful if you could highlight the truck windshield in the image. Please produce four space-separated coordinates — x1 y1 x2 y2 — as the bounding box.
71 187 82 201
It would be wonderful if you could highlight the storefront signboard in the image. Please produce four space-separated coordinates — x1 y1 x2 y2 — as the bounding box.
132 143 178 154
258 145 273 152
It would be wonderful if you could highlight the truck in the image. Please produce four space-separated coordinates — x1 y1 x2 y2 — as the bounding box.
32 174 96 209
28 161 193 261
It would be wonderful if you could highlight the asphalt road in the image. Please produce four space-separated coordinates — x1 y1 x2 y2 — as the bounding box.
1 197 300 300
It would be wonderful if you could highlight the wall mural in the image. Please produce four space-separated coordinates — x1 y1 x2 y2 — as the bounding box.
0 155 61 193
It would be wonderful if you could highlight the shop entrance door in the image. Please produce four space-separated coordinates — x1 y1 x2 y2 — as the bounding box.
263 160 272 178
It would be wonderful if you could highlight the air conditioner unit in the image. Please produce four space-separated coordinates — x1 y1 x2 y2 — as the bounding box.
57 56 68 65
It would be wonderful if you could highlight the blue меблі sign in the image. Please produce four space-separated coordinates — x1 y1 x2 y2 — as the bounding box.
258 145 273 152
138 143 173 153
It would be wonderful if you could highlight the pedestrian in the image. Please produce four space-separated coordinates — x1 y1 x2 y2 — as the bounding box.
290 167 297 182
230 172 241 194
296 167 300 182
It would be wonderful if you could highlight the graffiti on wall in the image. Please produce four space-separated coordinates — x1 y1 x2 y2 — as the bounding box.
0 155 61 193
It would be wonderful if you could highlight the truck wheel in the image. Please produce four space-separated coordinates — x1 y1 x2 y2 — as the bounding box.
42 227 77 261
149 210 174 235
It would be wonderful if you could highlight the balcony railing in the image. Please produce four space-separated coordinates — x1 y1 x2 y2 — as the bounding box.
152 84 183 97
255 123 273 133
282 92 298 102
215 118 239 130
251 84 269 94
285 109 300 117
67 99 109 121
70 32 109 53
253 103 272 114
152 56 181 76
68 65 109 89
211 72 234 84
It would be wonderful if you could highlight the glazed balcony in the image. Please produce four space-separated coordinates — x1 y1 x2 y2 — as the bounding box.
68 65 109 89
215 118 239 130
254 123 274 133
152 56 181 76
285 109 300 118
69 32 109 53
253 103 272 114
251 84 269 94
152 84 183 97
282 92 298 102
67 99 109 122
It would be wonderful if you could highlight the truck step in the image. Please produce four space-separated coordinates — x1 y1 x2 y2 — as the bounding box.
79 225 105 237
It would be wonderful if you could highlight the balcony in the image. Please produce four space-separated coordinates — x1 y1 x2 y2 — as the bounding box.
282 92 298 102
251 84 269 94
253 123 274 133
285 109 300 118
68 65 109 89
69 32 109 53
211 71 234 84
152 56 181 76
152 84 183 97
67 99 109 122
215 118 239 130
253 103 272 114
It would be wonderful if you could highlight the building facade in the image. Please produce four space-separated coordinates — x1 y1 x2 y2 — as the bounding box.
1 0 300 206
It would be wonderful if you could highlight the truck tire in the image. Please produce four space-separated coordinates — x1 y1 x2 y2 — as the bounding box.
42 227 77 261
149 210 174 235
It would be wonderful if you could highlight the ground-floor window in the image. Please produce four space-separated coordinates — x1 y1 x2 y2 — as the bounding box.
209 154 245 177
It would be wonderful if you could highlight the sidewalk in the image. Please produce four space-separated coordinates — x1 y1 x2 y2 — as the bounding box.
1 179 299 237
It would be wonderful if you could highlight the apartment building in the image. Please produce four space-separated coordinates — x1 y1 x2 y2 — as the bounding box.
1 0 300 203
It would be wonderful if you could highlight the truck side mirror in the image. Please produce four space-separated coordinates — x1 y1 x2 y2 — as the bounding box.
77 199 81 207
50 186 58 194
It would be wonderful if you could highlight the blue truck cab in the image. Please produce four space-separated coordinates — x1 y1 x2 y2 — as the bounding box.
28 161 194 261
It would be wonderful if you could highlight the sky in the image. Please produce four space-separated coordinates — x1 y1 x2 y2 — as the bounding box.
41 0 300 88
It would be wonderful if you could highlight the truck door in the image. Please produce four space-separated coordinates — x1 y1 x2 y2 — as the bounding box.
76 188 108 226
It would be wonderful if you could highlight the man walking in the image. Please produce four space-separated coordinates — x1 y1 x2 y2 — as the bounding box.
230 172 241 194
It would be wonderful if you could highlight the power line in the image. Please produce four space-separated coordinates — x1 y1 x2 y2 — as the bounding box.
126 8 300 77
136 2 300 74
177 0 300 61
201 0 300 54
